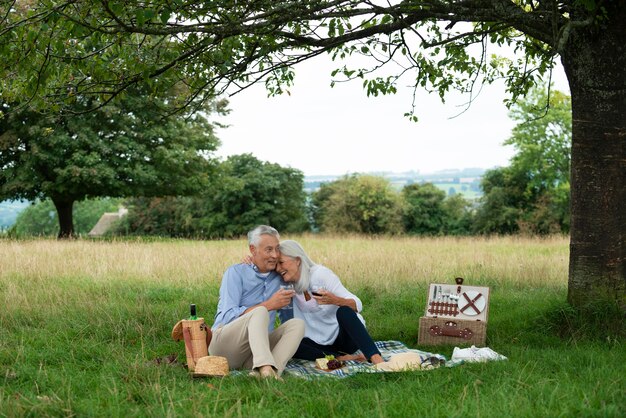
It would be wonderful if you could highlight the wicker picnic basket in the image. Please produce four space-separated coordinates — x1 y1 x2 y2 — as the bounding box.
418 317 487 346
172 318 228 376
417 277 490 347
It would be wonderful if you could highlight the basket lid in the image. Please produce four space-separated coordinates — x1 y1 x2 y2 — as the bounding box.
193 356 229 377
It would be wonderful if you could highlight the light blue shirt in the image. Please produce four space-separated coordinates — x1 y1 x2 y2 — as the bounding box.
212 263 289 331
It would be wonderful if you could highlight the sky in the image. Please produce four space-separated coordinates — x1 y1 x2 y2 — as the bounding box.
215 54 570 177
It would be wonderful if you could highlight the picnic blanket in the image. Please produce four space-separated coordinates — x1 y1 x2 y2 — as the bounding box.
283 340 462 380
228 341 462 379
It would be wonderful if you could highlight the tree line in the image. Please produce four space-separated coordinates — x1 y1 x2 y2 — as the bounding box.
9 84 571 239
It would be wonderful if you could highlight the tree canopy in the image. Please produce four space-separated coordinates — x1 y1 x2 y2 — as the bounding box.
475 83 571 235
1 1 567 115
0 89 223 237
311 174 473 235
311 174 405 234
1 1 623 310
199 153 310 237
402 182 448 235
119 153 310 238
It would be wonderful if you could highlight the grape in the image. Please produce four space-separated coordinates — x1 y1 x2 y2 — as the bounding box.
327 359 341 370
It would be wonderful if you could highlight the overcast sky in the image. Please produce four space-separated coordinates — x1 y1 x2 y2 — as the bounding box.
215 55 570 177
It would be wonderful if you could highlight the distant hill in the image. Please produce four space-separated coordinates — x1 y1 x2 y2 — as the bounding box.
0 200 30 229
304 168 487 199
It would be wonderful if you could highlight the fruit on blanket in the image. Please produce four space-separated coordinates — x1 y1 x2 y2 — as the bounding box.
315 355 343 370
327 359 341 370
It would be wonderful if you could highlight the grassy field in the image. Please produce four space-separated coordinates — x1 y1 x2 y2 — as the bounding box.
0 235 624 417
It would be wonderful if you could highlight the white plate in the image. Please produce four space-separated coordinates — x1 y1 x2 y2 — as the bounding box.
458 291 486 316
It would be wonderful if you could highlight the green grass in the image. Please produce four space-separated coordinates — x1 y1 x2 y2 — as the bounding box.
0 237 624 417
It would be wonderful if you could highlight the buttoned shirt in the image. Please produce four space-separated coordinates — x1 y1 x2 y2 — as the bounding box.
212 263 288 331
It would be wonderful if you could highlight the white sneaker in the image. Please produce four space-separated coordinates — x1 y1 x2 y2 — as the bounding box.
451 345 476 360
452 345 507 362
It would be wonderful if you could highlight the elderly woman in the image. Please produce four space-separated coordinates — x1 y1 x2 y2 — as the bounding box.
277 240 384 364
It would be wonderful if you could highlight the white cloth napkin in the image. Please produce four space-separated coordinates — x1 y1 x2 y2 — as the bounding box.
451 345 508 362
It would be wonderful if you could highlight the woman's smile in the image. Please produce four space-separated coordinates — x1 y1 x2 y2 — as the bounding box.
278 255 300 282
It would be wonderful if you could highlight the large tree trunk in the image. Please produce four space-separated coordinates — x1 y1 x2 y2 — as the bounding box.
561 7 626 312
52 198 75 239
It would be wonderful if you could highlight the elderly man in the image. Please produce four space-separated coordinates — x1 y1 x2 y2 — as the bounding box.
209 225 305 379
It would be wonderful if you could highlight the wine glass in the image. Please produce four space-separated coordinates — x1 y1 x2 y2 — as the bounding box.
280 283 294 310
311 285 326 297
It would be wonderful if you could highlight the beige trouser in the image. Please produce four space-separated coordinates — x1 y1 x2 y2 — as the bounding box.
208 306 304 376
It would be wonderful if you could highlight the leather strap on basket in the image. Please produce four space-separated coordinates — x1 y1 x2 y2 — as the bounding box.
182 326 196 365
429 321 473 340
182 323 212 365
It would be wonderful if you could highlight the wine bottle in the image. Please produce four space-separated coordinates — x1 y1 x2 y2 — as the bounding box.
189 304 198 320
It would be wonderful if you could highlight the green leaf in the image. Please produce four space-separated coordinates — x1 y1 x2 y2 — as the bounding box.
135 10 146 26
110 3 124 15
160 10 171 24
328 18 336 37
144 9 156 21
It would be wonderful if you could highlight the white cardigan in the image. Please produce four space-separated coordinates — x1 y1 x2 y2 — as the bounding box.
293 264 365 345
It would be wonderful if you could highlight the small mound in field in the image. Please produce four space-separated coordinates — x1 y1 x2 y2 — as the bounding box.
151 354 182 367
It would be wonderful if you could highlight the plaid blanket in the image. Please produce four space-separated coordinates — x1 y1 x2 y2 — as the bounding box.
283 340 462 380
229 341 462 379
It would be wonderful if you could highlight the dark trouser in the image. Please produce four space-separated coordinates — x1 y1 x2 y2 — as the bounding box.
294 306 381 362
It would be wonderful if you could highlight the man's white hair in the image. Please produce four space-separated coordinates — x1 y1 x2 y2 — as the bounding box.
247 225 280 247
278 240 316 293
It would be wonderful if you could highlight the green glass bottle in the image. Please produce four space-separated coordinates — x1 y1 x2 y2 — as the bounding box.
189 304 198 320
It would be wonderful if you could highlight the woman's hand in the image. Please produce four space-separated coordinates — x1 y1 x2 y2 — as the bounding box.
312 289 358 311
311 289 340 305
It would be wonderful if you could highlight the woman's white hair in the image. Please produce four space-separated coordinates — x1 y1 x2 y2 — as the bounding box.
247 225 280 247
279 240 316 293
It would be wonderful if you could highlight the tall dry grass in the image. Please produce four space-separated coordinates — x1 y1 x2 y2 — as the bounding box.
0 234 568 291
297 234 568 290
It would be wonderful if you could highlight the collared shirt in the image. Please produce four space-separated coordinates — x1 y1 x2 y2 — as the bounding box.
292 264 365 345
212 263 288 331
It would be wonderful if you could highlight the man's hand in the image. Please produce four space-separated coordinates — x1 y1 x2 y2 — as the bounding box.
265 288 295 311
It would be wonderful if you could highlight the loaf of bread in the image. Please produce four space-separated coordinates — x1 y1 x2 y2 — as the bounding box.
315 358 329 369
